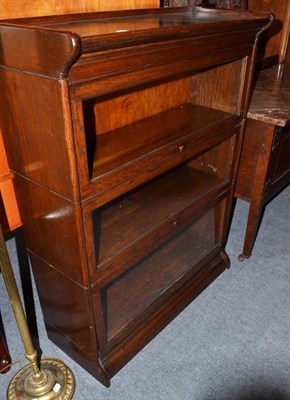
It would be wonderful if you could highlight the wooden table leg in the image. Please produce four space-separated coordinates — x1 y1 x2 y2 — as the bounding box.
235 119 275 260
238 201 265 260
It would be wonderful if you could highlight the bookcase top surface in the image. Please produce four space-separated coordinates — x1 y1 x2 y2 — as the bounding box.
0 7 272 79
36 8 263 38
3 7 271 38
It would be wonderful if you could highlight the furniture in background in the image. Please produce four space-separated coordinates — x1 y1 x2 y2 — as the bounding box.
0 307 11 373
0 338 10 374
213 0 248 8
0 0 159 377
235 0 290 260
235 65 290 260
248 0 290 66
0 129 19 373
164 0 247 8
0 0 159 19
0 132 21 234
164 0 198 6
0 7 271 386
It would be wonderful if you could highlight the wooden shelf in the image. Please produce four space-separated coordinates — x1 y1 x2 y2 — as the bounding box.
91 103 233 178
103 207 216 342
95 165 225 266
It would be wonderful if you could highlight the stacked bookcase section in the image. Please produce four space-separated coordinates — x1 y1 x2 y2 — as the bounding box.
0 7 272 386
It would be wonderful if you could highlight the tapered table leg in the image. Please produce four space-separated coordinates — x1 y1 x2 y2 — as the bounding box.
238 202 264 261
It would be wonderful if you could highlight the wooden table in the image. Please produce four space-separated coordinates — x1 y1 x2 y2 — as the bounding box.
235 63 290 260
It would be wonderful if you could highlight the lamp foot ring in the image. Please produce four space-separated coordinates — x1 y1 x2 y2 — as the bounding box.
7 358 75 400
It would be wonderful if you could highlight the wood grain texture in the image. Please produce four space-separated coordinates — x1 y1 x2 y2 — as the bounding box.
13 175 88 285
0 180 20 233
0 24 80 78
248 64 290 126
94 79 190 134
0 130 9 178
0 71 79 200
235 119 271 201
278 0 290 63
248 0 289 62
91 57 245 135
0 130 21 232
0 1 159 19
29 252 110 387
0 0 160 234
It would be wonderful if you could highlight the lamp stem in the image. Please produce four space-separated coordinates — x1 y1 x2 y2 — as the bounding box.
0 227 41 375
0 226 75 399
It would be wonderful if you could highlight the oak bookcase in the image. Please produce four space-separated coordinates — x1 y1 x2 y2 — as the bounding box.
0 7 271 386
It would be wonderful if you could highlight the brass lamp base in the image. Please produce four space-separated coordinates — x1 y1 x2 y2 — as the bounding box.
7 358 75 400
0 226 76 400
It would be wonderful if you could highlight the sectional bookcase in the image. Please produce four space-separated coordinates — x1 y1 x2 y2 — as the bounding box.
0 7 271 386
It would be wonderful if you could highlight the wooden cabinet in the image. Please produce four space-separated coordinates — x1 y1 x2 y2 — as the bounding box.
248 0 290 65
235 64 290 260
235 1 290 260
0 7 271 386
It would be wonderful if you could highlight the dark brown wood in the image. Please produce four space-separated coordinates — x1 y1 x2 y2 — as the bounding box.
0 25 80 79
0 8 272 387
0 0 158 376
235 64 290 259
234 2 290 259
0 230 11 374
0 330 11 374
0 312 11 374
13 175 88 285
0 1 159 238
0 73 80 201
91 105 235 177
102 248 228 376
248 0 290 65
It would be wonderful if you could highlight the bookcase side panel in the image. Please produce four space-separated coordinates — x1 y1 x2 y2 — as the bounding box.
29 252 110 387
0 70 79 201
13 175 88 285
